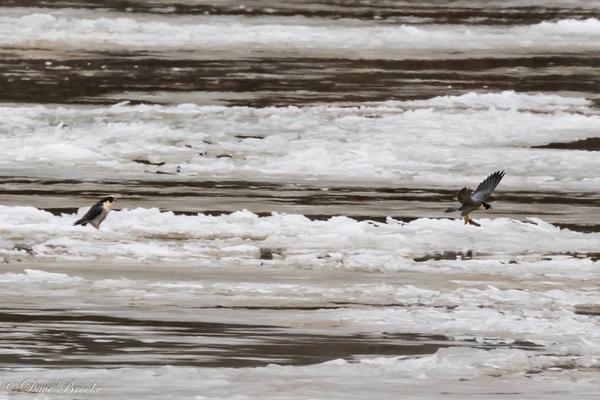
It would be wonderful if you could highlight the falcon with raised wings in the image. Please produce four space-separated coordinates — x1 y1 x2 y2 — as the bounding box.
445 171 505 226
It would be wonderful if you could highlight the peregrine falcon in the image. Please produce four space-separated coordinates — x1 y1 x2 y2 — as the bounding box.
74 196 115 229
445 171 505 226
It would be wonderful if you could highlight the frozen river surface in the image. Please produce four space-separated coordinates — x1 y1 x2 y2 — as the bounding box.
0 1 599 399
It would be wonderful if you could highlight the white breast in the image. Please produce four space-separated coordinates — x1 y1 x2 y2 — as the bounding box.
102 201 113 212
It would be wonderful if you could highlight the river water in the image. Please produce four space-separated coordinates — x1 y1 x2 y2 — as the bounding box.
0 1 599 399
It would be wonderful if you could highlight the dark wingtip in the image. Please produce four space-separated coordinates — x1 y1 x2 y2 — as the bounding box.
492 170 506 182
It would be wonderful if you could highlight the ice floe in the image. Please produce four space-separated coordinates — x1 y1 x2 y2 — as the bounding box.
0 91 599 190
0 348 596 399
0 206 598 265
2 11 600 58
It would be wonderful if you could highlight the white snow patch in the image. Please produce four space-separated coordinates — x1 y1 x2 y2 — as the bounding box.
2 11 600 57
0 269 84 284
0 93 598 190
0 207 597 265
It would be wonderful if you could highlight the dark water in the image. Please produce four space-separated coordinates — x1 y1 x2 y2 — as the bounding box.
0 262 550 369
4 54 600 105
1 176 599 230
4 0 600 24
0 309 544 368
2 1 600 105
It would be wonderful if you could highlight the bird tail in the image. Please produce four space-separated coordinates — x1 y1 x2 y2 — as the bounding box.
73 219 87 226
445 205 462 213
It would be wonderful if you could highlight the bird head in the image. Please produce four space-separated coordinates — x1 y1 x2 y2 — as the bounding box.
101 195 115 203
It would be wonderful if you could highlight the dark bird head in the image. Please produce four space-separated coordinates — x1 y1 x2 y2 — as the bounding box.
100 195 115 203
482 202 492 210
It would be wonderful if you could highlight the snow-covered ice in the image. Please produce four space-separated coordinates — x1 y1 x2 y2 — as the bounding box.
1 91 599 190
0 206 598 263
3 10 600 58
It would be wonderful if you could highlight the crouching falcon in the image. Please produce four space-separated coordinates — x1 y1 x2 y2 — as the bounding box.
74 196 115 229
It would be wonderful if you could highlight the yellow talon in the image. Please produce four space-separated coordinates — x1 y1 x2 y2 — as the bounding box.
463 216 468 224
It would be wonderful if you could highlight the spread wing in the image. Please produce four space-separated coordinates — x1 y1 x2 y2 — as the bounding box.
80 203 103 222
471 170 505 203
457 187 477 205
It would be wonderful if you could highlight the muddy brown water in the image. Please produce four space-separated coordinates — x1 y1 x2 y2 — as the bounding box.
0 0 599 385
0 261 556 369
3 0 600 24
0 176 598 231
0 310 544 368
4 53 600 105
